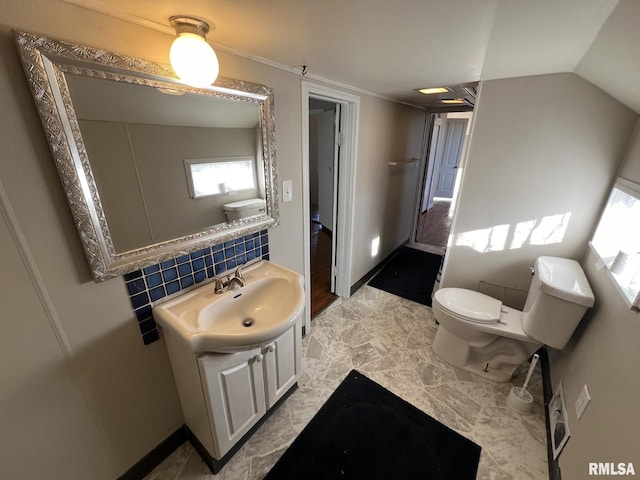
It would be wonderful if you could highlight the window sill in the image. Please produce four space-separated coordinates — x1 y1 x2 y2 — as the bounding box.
588 242 640 311
191 188 255 200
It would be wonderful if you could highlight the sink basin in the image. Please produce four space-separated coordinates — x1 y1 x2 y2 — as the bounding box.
153 260 305 353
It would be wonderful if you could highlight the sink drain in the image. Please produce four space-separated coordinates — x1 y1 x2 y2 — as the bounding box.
242 318 255 327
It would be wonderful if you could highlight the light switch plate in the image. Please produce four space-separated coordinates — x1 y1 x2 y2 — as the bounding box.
283 180 293 202
575 384 591 420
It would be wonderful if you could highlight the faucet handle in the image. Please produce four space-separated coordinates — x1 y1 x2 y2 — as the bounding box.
212 277 225 294
226 266 246 289
234 266 245 283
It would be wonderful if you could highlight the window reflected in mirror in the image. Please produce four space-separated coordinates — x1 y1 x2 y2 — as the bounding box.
185 157 257 198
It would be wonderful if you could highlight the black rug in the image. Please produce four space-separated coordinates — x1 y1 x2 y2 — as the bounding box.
264 370 481 480
368 246 442 306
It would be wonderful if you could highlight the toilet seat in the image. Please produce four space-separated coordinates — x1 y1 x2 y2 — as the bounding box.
433 288 502 324
433 288 535 342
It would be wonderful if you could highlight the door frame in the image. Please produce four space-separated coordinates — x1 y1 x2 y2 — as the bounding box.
301 81 360 333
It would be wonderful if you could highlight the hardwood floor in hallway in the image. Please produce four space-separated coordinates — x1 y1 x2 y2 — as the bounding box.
415 199 453 253
310 215 337 318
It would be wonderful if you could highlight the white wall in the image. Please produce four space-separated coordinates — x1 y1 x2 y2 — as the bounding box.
350 100 426 282
0 1 426 477
80 120 153 251
1 5 187 479
441 73 637 306
551 121 640 478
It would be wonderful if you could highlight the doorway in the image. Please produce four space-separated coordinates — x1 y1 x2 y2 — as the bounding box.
309 99 339 317
413 112 473 254
301 82 360 332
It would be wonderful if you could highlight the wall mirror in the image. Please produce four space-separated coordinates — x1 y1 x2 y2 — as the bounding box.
13 31 278 282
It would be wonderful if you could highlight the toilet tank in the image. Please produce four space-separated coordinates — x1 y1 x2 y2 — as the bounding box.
521 256 595 349
223 198 266 222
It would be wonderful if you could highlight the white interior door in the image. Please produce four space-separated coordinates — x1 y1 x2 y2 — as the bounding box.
422 116 442 212
329 104 341 292
434 118 467 199
317 110 335 230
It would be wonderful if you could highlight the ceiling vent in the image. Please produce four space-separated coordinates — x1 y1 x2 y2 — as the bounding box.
462 86 478 99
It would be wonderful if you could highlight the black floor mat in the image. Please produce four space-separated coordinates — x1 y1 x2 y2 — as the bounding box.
264 370 481 480
368 246 442 306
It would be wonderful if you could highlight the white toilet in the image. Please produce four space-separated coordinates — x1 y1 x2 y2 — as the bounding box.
432 256 594 382
222 198 266 222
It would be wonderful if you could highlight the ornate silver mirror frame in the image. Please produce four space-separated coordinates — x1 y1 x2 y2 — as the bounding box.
13 30 279 282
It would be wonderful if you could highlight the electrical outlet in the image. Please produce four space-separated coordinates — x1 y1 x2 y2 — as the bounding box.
575 384 591 420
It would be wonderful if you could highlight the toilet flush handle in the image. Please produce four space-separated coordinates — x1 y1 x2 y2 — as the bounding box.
529 267 535 276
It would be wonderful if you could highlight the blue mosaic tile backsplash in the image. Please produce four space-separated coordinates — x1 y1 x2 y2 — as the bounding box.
125 230 269 345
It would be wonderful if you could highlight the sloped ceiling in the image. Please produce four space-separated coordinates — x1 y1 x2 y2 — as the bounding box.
575 0 640 114
62 0 640 113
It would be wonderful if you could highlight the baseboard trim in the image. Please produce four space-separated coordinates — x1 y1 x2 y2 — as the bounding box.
117 383 299 478
540 346 561 480
118 426 187 480
350 241 409 296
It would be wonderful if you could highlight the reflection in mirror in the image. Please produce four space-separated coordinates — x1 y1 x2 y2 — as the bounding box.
13 31 278 281
67 74 265 252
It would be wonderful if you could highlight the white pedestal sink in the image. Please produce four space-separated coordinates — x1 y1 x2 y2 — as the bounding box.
153 260 305 473
154 260 305 353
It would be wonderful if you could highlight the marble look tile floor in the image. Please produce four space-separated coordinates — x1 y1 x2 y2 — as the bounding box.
145 286 548 480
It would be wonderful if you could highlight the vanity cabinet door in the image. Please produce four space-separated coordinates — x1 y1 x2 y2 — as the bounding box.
198 349 267 459
264 318 302 409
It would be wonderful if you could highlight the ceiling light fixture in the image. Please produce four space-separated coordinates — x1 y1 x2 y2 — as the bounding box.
418 87 450 95
169 16 219 87
441 98 466 104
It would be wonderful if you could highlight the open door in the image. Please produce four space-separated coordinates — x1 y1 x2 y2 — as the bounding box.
315 105 341 292
433 118 468 199
421 115 443 212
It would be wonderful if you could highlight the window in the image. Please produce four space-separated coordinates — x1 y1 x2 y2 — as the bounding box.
590 178 640 309
185 157 256 198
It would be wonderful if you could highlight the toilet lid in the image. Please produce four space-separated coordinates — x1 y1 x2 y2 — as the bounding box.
434 288 502 323
223 198 266 211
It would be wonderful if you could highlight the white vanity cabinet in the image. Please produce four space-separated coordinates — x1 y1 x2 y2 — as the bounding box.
263 319 300 409
164 314 302 469
154 260 306 473
198 347 267 458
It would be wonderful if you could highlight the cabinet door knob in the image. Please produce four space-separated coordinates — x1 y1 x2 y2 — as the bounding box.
255 353 264 362
268 344 276 352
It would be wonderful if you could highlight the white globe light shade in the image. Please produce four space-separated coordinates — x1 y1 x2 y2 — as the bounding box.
170 32 219 87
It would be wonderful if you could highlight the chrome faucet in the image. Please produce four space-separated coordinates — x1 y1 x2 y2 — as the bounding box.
212 266 246 293
227 266 246 290
212 277 225 294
